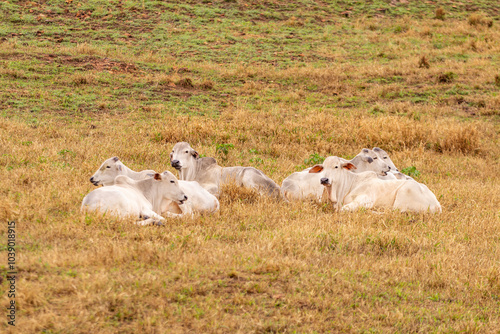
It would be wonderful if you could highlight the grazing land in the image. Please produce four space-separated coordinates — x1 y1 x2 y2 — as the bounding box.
1 0 499 332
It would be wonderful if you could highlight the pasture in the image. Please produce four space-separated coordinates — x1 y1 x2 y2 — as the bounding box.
1 0 499 332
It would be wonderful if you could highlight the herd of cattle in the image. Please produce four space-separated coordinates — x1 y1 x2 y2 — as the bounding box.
81 142 442 225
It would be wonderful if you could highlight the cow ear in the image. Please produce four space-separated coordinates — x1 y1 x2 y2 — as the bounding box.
146 173 155 178
362 148 369 154
342 162 357 170
192 150 199 159
363 156 373 163
309 165 324 173
153 173 162 180
112 157 119 162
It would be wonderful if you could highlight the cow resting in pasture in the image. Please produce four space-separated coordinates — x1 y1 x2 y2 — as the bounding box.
281 148 392 201
89 157 219 216
81 172 188 225
309 156 442 213
170 142 280 198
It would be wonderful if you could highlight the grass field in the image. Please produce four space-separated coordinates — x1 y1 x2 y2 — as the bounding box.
1 0 500 332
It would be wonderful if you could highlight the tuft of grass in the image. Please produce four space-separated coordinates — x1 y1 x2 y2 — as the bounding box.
70 72 96 86
437 71 456 83
200 80 214 90
418 55 430 69
176 77 194 88
435 8 445 20
468 13 493 27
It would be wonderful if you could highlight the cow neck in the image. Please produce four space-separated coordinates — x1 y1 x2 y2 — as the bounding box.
180 159 202 182
335 170 358 210
349 155 363 171
134 178 161 212
122 164 143 180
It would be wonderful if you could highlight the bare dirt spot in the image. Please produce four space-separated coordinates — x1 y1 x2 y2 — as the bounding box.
43 55 139 73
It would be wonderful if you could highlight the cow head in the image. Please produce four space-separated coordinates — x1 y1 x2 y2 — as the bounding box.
351 148 390 176
155 171 188 204
309 156 355 206
170 142 199 171
147 171 188 214
90 157 125 186
373 147 399 172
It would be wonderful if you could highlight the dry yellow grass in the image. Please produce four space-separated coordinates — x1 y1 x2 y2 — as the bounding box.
1 2 500 332
1 105 499 332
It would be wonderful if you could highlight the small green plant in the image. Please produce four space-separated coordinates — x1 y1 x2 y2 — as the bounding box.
369 106 385 115
151 132 164 143
216 143 234 160
58 149 75 158
250 157 263 164
428 293 440 302
304 153 324 165
401 166 420 177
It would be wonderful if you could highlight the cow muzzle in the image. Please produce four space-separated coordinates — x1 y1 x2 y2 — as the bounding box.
320 177 330 185
171 160 182 170
178 195 188 204
89 177 100 186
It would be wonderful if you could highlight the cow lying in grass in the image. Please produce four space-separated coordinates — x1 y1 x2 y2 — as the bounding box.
82 172 187 225
281 148 392 201
89 157 219 216
309 156 441 213
170 142 280 198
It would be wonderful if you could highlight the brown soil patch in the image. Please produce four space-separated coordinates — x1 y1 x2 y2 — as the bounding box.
44 55 139 73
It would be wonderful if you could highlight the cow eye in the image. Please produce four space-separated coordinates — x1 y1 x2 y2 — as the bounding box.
170 180 175 183
335 166 338 168
373 157 377 159
185 150 189 153
384 157 387 159
106 166 111 168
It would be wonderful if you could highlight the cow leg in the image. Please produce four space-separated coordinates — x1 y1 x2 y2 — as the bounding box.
137 211 166 225
136 218 157 226
341 196 373 212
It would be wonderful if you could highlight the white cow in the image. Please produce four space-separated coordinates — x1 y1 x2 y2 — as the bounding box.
158 179 219 216
89 157 219 215
309 156 442 213
90 157 155 186
281 149 392 201
372 147 412 180
81 172 188 225
170 142 280 198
